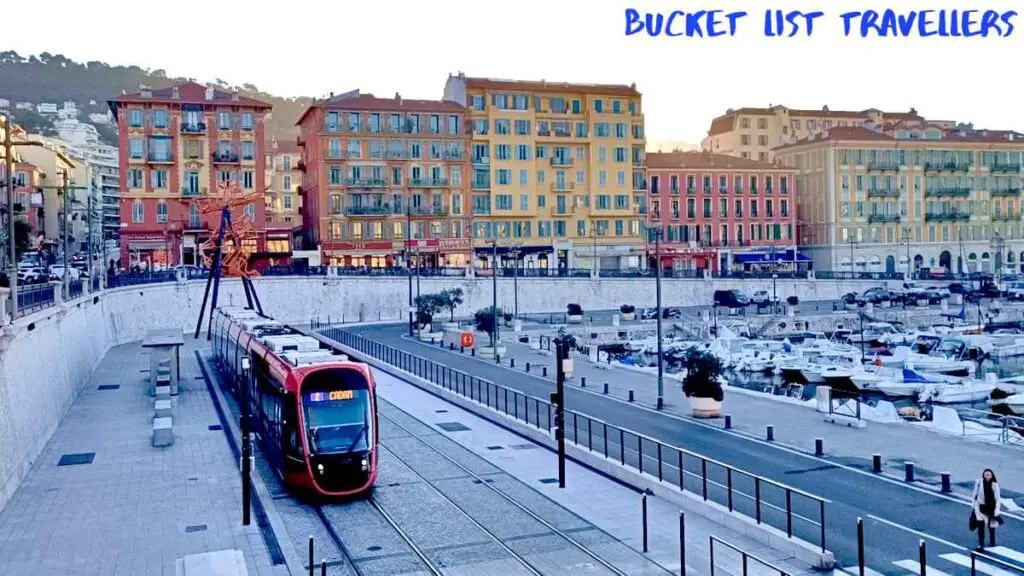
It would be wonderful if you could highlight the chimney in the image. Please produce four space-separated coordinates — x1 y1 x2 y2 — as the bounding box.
395 92 402 105
204 87 214 101
231 90 239 102
139 84 152 98
171 86 179 100
329 91 335 98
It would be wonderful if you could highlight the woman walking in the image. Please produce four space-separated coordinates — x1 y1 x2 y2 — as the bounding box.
972 468 1004 550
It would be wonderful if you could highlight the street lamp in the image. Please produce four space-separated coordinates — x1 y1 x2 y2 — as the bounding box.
239 355 253 526
510 242 522 318
990 232 1005 278
406 208 414 336
647 226 665 410
489 237 499 353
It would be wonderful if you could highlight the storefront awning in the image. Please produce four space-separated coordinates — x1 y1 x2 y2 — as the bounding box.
473 245 552 255
129 241 167 251
733 249 811 264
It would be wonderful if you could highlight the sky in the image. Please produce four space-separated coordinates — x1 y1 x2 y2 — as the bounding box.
7 0 1024 144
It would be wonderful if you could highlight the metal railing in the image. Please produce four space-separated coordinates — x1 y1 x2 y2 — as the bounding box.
68 278 83 300
709 535 791 576
957 407 1024 446
971 550 1024 575
13 283 56 318
315 327 829 552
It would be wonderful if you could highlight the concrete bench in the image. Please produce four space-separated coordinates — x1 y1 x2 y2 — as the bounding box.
155 385 171 401
154 399 172 419
152 417 173 447
175 549 248 576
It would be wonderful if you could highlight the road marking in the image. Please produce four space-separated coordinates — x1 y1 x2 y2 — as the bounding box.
865 515 967 551
836 565 888 576
390 332 1024 523
941 553 1019 576
893 559 953 576
988 546 1024 565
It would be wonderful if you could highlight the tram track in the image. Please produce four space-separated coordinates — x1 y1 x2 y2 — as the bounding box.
377 407 637 576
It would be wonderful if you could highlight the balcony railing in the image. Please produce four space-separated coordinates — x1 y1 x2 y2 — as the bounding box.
409 178 449 187
345 205 392 216
408 206 450 216
550 157 573 167
147 153 174 164
472 156 490 165
992 213 1021 221
187 218 205 230
926 187 971 197
925 211 971 221
212 152 240 164
991 187 1022 197
866 161 901 172
182 186 207 197
633 181 648 192
472 181 491 191
442 151 465 160
865 188 900 198
924 161 972 173
989 163 1022 173
180 122 207 134
867 214 901 223
386 150 409 159
344 178 388 188
472 207 491 215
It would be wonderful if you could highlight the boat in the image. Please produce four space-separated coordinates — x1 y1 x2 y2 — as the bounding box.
874 345 975 376
849 322 903 345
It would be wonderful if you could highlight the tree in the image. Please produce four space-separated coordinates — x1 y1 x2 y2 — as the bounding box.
474 306 502 345
681 347 725 401
414 293 443 327
439 287 464 321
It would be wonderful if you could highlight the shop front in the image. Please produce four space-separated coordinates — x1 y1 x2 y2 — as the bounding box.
649 245 720 272
122 232 174 272
259 228 294 268
473 245 555 270
404 238 473 269
731 247 811 272
322 241 395 268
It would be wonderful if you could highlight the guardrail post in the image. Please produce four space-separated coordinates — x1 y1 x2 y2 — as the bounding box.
679 511 686 575
766 425 774 441
642 491 649 553
526 361 531 372
941 472 952 493
815 438 824 456
543 366 548 377
496 354 501 364
581 376 586 387
857 517 865 576
919 539 927 576
603 382 609 394
308 536 314 576
471 348 476 356
872 453 882 473
905 461 915 482
628 389 635 402
320 559 326 576
724 414 732 429
510 358 515 368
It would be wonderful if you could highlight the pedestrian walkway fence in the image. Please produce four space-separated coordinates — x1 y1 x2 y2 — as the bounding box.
957 407 1024 447
709 535 791 576
10 283 56 319
319 326 829 553
971 550 1024 575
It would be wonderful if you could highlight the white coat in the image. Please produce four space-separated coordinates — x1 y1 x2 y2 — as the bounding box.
972 478 1003 528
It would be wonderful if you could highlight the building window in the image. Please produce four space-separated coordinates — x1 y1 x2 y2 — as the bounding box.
128 109 143 128
152 109 168 129
129 168 143 188
241 141 255 160
218 111 231 130
132 201 144 223
151 169 167 189
156 201 168 223
242 171 254 189
245 203 255 221
129 139 144 159
240 112 253 130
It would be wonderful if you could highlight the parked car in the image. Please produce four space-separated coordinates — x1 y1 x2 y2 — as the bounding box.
862 287 890 304
948 282 966 294
1006 281 1024 301
48 265 83 281
751 290 777 305
17 266 47 284
713 289 750 308
639 306 683 320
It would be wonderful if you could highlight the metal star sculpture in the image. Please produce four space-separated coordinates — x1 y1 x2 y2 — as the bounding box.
190 180 264 278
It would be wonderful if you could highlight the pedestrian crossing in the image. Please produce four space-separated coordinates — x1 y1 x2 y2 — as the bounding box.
839 545 1024 576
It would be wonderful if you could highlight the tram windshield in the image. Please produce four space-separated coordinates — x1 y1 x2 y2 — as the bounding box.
302 369 372 455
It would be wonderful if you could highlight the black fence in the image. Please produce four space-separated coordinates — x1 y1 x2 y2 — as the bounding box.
68 278 83 300
710 535 791 576
12 283 56 318
316 325 828 552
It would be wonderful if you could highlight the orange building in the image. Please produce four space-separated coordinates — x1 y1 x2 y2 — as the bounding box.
108 82 272 269
296 91 472 268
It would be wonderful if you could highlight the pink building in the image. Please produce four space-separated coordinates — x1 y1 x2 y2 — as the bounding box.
646 151 800 272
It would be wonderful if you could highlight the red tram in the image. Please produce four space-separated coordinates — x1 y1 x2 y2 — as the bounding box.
212 307 378 497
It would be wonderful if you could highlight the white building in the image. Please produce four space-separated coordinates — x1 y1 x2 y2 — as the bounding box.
0 98 9 108
57 101 79 120
88 112 112 125
14 102 32 110
36 102 58 115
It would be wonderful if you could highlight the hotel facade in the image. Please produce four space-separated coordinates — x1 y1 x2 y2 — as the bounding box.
442 74 648 271
108 82 272 269
646 152 799 272
296 91 472 268
774 122 1024 275
264 137 303 263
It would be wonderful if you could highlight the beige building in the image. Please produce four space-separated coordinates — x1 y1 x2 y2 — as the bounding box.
774 120 1024 274
702 105 932 162
17 136 76 243
264 137 303 253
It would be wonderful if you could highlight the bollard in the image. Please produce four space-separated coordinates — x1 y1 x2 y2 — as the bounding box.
905 461 915 482
603 382 609 394
496 355 501 364
766 425 775 441
449 342 454 350
679 511 686 576
308 536 314 576
628 389 635 402
872 454 882 474
526 362 531 372
510 358 515 368
642 492 649 553
439 338 444 347
460 345 465 353
815 438 824 456
941 472 952 493
919 540 927 576
543 366 548 377
857 517 865 576
581 376 587 388
724 414 732 429
321 559 327 576
471 348 476 357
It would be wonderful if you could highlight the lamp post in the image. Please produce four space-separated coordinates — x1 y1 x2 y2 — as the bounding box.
846 236 859 278
769 243 778 314
900 227 912 279
406 208 413 336
990 232 1005 278
489 238 499 351
648 226 665 410
240 355 253 526
510 242 522 318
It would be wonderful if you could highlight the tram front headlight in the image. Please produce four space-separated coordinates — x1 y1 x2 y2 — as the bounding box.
317 463 324 475
361 457 369 472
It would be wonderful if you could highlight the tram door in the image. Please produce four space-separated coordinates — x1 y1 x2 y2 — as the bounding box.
282 393 305 474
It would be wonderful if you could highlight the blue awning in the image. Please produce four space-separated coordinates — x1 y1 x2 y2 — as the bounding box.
733 249 810 264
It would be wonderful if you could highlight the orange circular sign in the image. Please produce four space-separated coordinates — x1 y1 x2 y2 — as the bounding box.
460 332 475 348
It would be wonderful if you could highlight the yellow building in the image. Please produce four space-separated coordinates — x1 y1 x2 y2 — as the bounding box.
774 121 1024 275
264 137 303 254
16 135 76 242
702 105 933 162
443 73 647 271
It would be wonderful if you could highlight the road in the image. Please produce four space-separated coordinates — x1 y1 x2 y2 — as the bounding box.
344 323 1024 576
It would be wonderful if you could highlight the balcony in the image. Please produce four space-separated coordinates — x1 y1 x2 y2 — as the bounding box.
866 188 901 198
989 163 1022 173
186 218 206 230
296 134 305 147
212 152 240 164
410 178 449 188
925 211 970 221
472 181 491 191
866 161 900 172
386 150 409 160
147 153 174 164
345 205 392 216
923 161 972 173
442 151 466 160
993 213 1022 221
472 156 490 165
181 122 207 134
554 181 575 192
344 178 388 188
297 160 306 171
991 187 1022 197
473 207 491 215
867 214 901 223
408 206 450 216
633 181 648 192
182 186 207 197
925 187 971 197
550 157 573 167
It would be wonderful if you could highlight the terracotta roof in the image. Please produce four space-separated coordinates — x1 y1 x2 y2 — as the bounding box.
705 106 923 137
464 77 640 97
774 125 1024 152
108 81 272 111
297 91 466 126
647 151 791 171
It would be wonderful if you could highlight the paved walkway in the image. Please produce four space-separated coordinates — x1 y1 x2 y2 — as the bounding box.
0 341 285 576
374 367 824 576
442 333 1024 500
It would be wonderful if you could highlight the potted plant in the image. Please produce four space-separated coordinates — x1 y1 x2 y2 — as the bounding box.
503 312 513 327
620 304 636 321
682 347 725 418
415 293 443 339
474 306 506 355
786 295 799 317
567 303 584 324
439 288 464 331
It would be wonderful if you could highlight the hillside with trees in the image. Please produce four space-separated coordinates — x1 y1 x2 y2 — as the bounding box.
0 51 312 144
